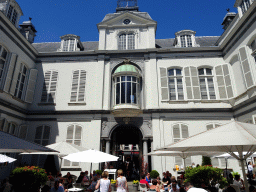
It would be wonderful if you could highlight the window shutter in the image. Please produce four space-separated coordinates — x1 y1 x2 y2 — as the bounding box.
159 67 169 101
70 70 80 102
3 53 17 92
211 158 219 167
215 65 227 99
184 67 201 100
25 69 38 103
185 157 192 167
220 158 227 167
173 124 180 140
223 64 234 98
19 125 27 139
206 124 214 130
181 124 189 138
9 62 21 96
239 47 254 88
78 70 86 102
67 125 74 140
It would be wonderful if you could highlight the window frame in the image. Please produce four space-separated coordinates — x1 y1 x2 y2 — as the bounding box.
206 123 222 131
14 63 28 99
240 0 252 14
62 39 76 52
118 33 135 50
41 70 58 103
34 125 51 146
168 68 184 101
5 122 17 135
172 123 189 143
70 70 86 103
198 68 216 100
180 35 192 48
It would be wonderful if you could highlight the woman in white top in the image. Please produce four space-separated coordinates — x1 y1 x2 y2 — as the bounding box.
116 170 128 192
96 171 111 192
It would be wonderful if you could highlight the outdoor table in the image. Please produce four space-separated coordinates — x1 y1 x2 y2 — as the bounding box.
68 188 83 192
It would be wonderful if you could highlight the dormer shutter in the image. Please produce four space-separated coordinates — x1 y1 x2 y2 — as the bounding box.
159 67 169 101
25 69 38 103
238 47 254 88
3 53 17 93
184 66 201 100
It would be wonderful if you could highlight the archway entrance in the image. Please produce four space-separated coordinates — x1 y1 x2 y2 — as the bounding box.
110 124 143 180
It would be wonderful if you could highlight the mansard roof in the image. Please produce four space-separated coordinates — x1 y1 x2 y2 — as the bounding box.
32 36 219 53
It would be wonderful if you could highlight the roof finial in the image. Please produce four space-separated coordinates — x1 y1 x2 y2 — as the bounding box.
29 17 32 21
226 8 230 12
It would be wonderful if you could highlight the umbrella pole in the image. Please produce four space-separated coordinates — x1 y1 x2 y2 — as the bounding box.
183 158 186 168
225 158 227 179
240 159 249 192
90 162 92 180
59 157 63 173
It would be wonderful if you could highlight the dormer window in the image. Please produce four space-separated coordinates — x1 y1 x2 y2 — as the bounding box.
240 0 251 14
118 33 135 50
58 34 84 52
1 0 23 27
174 30 199 48
7 5 17 25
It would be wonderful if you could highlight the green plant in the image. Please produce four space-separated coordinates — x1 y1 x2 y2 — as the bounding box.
150 170 160 178
202 156 212 166
95 170 103 175
10 166 48 192
133 180 139 184
111 179 116 184
231 172 240 177
185 166 228 189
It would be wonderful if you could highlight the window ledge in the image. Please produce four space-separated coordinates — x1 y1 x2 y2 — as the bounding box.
11 96 25 104
168 101 189 104
68 102 86 106
38 103 56 106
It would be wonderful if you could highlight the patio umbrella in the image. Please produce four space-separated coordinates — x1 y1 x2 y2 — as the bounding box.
63 149 119 179
0 131 58 153
0 154 16 163
157 120 256 192
147 151 222 168
21 141 87 171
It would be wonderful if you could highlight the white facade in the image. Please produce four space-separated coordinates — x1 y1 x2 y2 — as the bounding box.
0 0 256 179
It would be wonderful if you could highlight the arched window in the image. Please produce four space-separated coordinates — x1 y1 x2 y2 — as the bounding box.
63 39 75 51
206 123 221 131
6 122 17 135
14 63 28 99
7 4 18 25
118 33 135 50
34 125 51 146
198 68 216 100
250 39 256 62
173 123 189 142
168 68 184 100
180 35 192 47
0 45 8 83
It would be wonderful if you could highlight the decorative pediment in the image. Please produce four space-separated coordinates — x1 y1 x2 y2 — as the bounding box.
97 12 157 29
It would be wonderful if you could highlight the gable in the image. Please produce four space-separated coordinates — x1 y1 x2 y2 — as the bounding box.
97 11 157 29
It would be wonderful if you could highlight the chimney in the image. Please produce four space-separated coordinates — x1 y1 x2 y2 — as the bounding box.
222 12 236 30
19 17 37 43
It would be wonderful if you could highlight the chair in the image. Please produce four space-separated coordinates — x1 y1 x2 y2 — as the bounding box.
230 184 240 192
139 183 147 192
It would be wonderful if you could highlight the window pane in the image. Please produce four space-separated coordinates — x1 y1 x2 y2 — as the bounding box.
121 82 126 104
169 69 174 76
116 83 120 104
132 83 137 104
206 68 212 75
187 35 192 47
198 69 204 75
75 126 82 140
43 126 50 139
127 82 131 103
67 126 74 139
127 76 131 81
176 69 182 76
35 126 43 140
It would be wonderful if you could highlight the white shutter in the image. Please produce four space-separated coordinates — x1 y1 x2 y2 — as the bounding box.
223 64 234 98
78 70 86 102
220 158 227 167
215 65 227 99
211 158 219 167
3 53 17 92
184 66 201 100
41 71 51 102
159 67 169 101
175 157 183 166
181 124 189 138
25 69 38 103
206 124 214 130
238 47 254 88
185 157 192 167
19 125 28 139
41 70 58 103
70 70 79 102
173 124 180 142
9 62 21 95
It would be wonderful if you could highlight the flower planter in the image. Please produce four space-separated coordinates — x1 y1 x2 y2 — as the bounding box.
133 184 139 191
111 183 116 191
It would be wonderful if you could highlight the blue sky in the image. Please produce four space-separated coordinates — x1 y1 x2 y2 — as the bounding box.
18 0 237 43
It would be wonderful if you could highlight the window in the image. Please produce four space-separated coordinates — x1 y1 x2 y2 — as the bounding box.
34 125 50 146
240 0 251 14
118 33 135 50
5 122 17 135
114 76 139 105
6 5 18 25
64 125 82 166
14 63 28 99
168 69 184 100
180 35 192 47
211 158 219 167
0 45 8 83
175 156 191 168
19 125 28 139
206 123 221 131
251 40 256 62
63 39 76 52
173 124 189 142
198 68 216 100
70 70 86 103
0 118 6 131
41 71 58 103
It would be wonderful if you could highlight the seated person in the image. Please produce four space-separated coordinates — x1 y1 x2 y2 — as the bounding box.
163 173 171 186
50 181 64 192
149 179 160 192
169 180 180 190
146 173 151 183
169 181 179 192
48 172 55 181
76 172 85 183
140 174 150 189
87 176 98 192
233 175 245 191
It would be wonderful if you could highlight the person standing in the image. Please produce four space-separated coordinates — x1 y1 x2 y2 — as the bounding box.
95 171 111 192
116 170 128 192
248 162 253 182
184 182 208 192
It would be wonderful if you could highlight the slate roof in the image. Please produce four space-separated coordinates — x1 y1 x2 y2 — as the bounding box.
32 36 220 53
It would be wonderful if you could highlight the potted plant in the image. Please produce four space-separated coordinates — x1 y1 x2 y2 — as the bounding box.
111 179 116 191
95 169 103 176
185 166 228 189
150 170 159 179
133 180 139 191
9 166 48 192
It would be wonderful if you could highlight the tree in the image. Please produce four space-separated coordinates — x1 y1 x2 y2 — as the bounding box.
202 156 212 166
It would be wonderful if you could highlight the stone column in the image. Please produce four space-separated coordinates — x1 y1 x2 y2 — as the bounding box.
151 140 154 170
106 140 110 154
143 140 148 164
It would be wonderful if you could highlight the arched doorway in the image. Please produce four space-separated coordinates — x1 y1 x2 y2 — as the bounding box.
110 124 143 180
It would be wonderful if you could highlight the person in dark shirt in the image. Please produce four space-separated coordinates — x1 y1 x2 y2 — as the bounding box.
76 172 85 183
162 173 171 186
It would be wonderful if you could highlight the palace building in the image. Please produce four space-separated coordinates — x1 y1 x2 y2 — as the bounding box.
0 0 256 178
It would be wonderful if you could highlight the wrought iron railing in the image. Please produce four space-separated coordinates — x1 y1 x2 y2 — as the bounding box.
117 0 138 8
